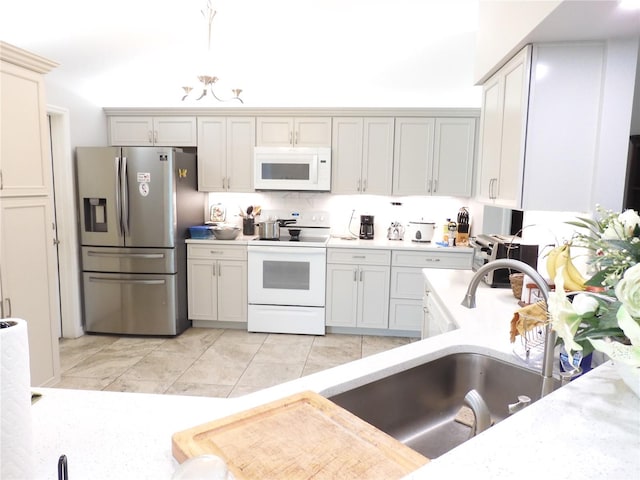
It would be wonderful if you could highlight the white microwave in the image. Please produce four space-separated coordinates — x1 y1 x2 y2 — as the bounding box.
254 146 331 191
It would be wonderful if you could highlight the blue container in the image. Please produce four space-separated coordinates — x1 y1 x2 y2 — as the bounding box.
189 225 214 239
559 347 594 380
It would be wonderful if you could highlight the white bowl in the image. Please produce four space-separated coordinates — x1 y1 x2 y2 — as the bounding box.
212 226 241 240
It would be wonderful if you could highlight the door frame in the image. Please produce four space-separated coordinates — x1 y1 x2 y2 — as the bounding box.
48 105 83 338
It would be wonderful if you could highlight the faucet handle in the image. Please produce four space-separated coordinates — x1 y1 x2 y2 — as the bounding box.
508 395 531 415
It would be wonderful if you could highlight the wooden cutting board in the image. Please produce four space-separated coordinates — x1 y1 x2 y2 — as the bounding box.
172 390 429 479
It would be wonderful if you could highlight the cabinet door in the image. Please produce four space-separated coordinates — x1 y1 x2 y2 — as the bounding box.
0 61 52 197
197 117 227 191
477 75 503 201
225 117 256 192
153 117 197 146
217 260 247 323
0 197 60 386
433 118 475 197
187 259 217 320
325 264 358 327
498 48 530 206
389 299 422 331
358 265 390 329
256 117 295 146
294 117 332 147
393 118 435 195
362 117 394 195
331 117 363 194
108 116 154 146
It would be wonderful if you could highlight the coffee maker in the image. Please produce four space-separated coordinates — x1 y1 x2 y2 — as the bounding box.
359 215 375 239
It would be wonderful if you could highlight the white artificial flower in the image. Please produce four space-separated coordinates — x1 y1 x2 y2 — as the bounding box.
572 294 599 316
548 267 583 355
618 209 640 237
615 263 640 317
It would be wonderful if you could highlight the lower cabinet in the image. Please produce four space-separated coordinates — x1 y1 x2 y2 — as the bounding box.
326 249 391 329
422 287 457 339
187 244 247 323
390 249 473 332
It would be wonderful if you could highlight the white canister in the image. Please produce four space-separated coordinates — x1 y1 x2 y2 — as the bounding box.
408 221 436 242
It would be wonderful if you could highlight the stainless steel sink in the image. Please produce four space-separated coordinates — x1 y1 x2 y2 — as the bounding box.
329 352 554 458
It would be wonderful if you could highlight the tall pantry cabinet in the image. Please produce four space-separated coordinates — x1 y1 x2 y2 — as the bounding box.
0 42 61 386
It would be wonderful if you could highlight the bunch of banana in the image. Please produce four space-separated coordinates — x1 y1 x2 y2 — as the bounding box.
546 243 586 291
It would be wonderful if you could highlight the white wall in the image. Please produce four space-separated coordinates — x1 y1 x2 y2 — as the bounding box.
474 0 560 83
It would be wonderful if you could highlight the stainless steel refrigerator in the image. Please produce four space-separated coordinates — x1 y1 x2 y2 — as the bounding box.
76 147 205 335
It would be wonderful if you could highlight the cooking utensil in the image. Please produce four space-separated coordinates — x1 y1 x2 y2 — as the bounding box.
246 206 253 217
256 219 297 240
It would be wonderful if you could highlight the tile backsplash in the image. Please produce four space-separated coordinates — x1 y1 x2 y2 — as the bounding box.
207 192 476 241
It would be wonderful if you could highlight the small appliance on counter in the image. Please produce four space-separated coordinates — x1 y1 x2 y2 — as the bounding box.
408 220 435 243
359 215 375 239
387 222 405 240
470 234 539 287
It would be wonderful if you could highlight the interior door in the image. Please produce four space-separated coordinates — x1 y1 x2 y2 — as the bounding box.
123 147 174 248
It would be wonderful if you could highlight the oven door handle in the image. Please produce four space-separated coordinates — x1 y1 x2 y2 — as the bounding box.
248 246 325 255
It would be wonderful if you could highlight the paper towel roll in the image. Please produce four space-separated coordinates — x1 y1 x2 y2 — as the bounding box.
1 318 33 479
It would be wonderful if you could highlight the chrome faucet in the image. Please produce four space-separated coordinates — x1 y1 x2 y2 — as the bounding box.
461 259 557 397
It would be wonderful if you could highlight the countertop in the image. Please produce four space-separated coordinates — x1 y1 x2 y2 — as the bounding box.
31 269 639 479
187 234 475 254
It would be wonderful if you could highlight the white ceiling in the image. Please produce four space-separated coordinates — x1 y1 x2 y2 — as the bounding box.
0 0 482 107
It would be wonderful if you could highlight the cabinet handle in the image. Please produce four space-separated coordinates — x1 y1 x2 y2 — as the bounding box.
0 298 4 318
357 179 361 191
227 177 230 190
154 130 158 143
209 251 223 255
433 179 438 193
148 131 153 143
353 268 357 282
222 177 226 190
212 263 216 276
351 255 366 259
363 178 367 192
359 270 363 282
218 262 222 277
294 131 298 145
289 131 293 144
5 299 10 318
425 258 440 262
0 169 3 189
426 178 431 193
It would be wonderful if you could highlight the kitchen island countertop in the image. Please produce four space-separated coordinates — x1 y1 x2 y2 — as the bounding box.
31 269 639 479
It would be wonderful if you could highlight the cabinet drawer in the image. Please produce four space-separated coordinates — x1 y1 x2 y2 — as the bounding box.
187 244 247 260
327 248 390 266
392 249 472 270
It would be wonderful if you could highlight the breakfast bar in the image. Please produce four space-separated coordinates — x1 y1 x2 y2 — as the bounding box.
30 269 640 479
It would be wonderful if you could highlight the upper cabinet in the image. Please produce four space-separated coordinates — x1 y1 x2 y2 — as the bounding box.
108 116 197 146
256 116 331 147
331 117 394 195
476 42 608 211
197 117 256 192
476 46 531 206
0 54 56 197
393 117 475 197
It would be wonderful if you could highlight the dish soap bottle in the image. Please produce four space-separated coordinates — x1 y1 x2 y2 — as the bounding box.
443 218 452 243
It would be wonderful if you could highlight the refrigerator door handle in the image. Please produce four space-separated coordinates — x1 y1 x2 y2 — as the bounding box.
86 251 165 259
115 156 123 237
88 276 166 286
121 156 130 237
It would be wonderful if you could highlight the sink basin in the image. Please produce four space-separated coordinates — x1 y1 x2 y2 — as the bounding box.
329 352 554 458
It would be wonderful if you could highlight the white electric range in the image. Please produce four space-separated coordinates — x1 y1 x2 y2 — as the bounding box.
247 210 330 335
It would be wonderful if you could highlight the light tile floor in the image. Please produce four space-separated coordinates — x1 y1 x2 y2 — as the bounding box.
53 328 418 398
